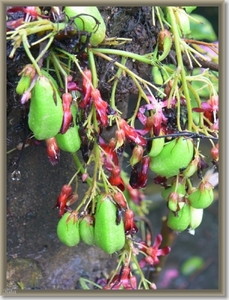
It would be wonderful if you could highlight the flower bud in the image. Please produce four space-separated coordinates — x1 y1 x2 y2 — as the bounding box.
129 145 144 167
113 192 127 210
115 129 126 149
210 143 219 162
16 64 36 95
167 192 180 212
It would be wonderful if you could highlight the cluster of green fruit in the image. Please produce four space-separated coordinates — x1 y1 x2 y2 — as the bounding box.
16 68 81 153
57 195 126 254
148 136 214 232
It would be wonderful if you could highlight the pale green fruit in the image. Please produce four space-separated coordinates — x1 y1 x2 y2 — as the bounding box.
57 212 80 247
28 75 63 140
55 106 81 153
79 215 95 246
189 206 203 230
94 194 125 254
148 137 165 157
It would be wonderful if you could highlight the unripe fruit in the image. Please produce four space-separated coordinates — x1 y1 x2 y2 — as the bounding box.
64 6 106 46
57 212 80 247
161 181 186 200
28 75 63 140
94 194 125 254
189 206 204 231
55 105 81 153
79 215 95 246
183 154 200 178
150 137 194 178
188 181 214 209
167 204 191 231
148 137 165 157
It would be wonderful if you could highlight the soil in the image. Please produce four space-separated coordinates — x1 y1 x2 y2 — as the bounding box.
6 6 219 292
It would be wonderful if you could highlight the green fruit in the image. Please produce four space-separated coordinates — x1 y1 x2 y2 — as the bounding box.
188 182 214 209
150 137 194 178
57 212 80 247
148 137 165 157
167 203 191 231
55 106 81 153
161 182 186 200
94 194 125 254
79 215 95 246
64 6 106 46
28 75 63 140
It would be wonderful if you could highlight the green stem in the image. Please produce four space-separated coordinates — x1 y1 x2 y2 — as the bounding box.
131 254 149 289
88 48 98 88
92 48 154 65
167 7 193 131
110 57 127 111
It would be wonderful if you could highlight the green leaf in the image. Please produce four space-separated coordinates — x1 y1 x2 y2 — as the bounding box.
182 6 197 14
180 256 205 276
189 14 217 41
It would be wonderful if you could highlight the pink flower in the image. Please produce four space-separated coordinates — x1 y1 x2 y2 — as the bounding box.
138 234 171 268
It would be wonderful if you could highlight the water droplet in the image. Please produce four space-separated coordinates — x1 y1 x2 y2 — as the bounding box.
11 170 21 181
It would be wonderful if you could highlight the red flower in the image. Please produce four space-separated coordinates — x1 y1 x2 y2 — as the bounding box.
54 185 78 217
60 93 73 134
138 156 150 188
113 192 127 210
54 185 72 217
99 137 119 171
138 234 171 268
79 69 92 108
124 209 138 235
45 137 60 166
125 183 145 205
118 118 146 146
91 88 108 126
108 166 125 192
103 266 137 290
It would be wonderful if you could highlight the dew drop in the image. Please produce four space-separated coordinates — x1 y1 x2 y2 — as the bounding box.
11 170 21 181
